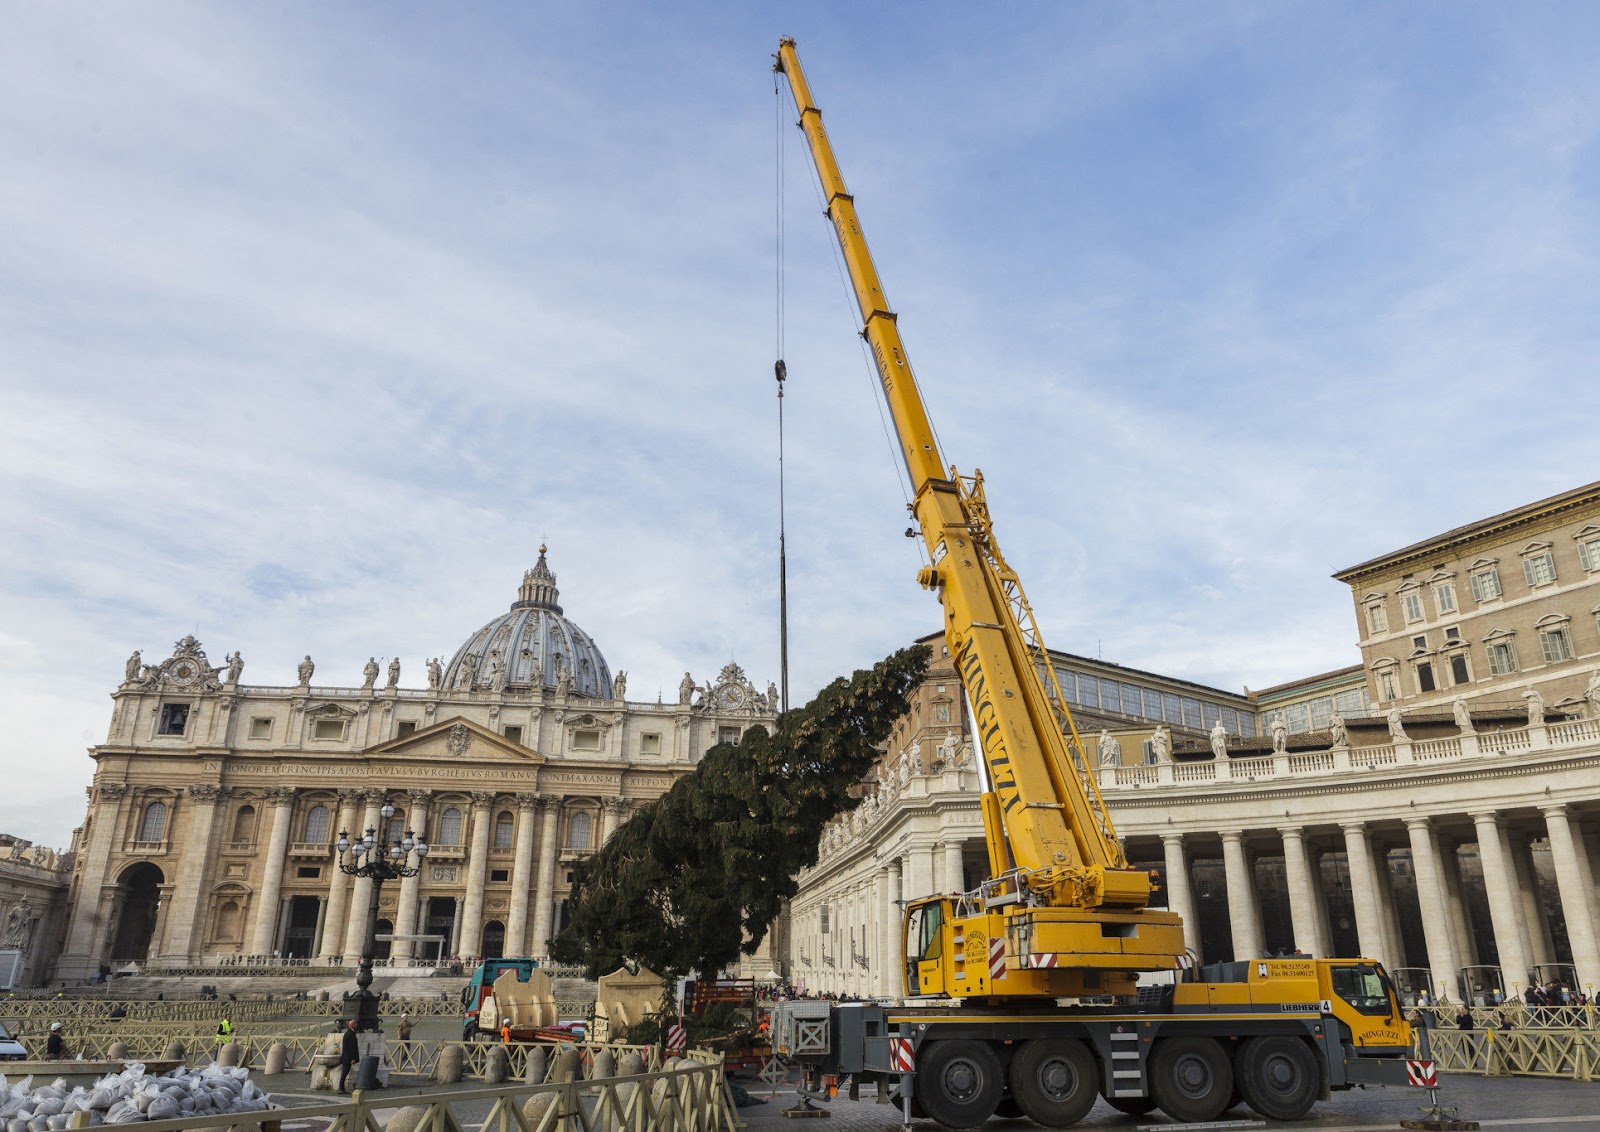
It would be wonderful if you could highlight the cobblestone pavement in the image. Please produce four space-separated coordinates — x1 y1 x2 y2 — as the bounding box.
734 1074 1600 1132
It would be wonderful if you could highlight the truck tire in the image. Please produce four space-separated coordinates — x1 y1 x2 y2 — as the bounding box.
1149 1037 1232 1124
1009 1039 1098 1127
917 1039 1004 1128
1235 1036 1318 1121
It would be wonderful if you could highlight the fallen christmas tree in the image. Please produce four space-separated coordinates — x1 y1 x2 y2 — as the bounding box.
551 644 929 980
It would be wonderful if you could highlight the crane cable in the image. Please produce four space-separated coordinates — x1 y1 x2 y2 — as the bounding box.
774 73 790 715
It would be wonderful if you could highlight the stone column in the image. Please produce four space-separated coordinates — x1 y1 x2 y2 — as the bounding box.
456 791 497 960
1509 834 1553 969
905 844 934 902
1308 845 1336 957
943 841 965 894
883 860 902 997
506 793 542 956
530 795 563 957
1340 822 1387 967
1220 831 1262 961
1471 810 1531 994
600 798 625 845
158 784 225 962
1281 827 1321 957
247 787 298 956
1160 833 1201 961
391 790 432 961
341 792 385 959
1439 836 1478 971
318 790 363 963
58 784 128 978
1542 805 1600 990
1375 846 1404 971
1406 816 1462 999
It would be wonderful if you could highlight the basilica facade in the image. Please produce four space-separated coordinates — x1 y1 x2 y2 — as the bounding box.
54 549 777 983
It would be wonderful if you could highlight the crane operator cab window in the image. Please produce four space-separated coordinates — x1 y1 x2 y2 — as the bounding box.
904 899 947 996
1331 963 1399 1017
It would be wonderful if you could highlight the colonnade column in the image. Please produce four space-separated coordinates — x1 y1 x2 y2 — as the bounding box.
390 790 431 961
943 841 965 894
159 784 225 961
1509 834 1553 970
1340 822 1387 967
530 796 563 957
1542 805 1600 989
1159 833 1200 961
906 844 934 902
505 793 541 957
1280 827 1321 957
1439 837 1479 969
341 792 385 959
1220 831 1263 960
1470 810 1531 991
318 790 363 962
247 787 298 956
882 861 902 997
1375 846 1403 971
456 791 496 960
1405 816 1461 998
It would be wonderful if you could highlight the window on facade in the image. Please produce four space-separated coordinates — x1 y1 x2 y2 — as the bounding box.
820 904 830 934
158 703 190 736
572 729 600 751
1286 703 1310 732
568 812 592 850
1523 553 1558 588
1143 689 1164 719
296 866 320 879
1435 583 1457 614
1580 537 1600 572
1367 604 1388 634
1377 670 1400 702
1445 627 1461 641
249 717 272 740
1416 663 1436 693
933 703 950 723
490 869 510 882
313 719 344 740
1335 688 1367 715
302 804 330 843
139 800 168 842
1487 641 1517 676
1309 697 1333 730
215 901 241 942
503 725 523 745
1122 683 1144 715
1201 702 1221 729
493 811 514 849
1450 655 1470 685
1056 669 1077 703
1099 681 1121 714
231 805 256 844
1540 627 1574 663
640 733 661 755
1403 593 1425 622
437 807 464 846
1412 635 1427 650
1079 679 1099 709
1471 569 1503 602
718 726 741 745
396 721 418 738
1181 699 1203 728
386 815 405 845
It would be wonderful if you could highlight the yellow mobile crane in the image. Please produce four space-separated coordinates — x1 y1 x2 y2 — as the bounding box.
772 39 1421 1127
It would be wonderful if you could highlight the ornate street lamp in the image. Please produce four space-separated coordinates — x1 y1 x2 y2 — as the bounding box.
336 797 427 1032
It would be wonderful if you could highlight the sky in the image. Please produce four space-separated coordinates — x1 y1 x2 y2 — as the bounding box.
2 3 1597 846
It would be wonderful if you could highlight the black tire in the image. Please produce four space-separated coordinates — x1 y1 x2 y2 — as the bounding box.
916 1039 1004 1129
1235 1035 1319 1121
1009 1039 1098 1127
1102 1094 1156 1116
1149 1037 1233 1124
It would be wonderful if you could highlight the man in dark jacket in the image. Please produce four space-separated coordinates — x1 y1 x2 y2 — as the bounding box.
46 1022 66 1058
338 1018 360 1094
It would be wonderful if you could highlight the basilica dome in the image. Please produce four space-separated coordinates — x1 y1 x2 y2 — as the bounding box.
442 548 613 698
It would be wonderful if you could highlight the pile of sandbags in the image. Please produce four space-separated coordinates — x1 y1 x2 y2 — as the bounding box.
0 1063 271 1128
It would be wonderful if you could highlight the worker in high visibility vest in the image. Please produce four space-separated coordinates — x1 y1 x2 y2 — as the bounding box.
500 1017 513 1043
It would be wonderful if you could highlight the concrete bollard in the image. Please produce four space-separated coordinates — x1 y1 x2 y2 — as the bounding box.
592 1050 616 1081
614 1052 648 1127
524 1045 548 1085
485 1045 510 1085
163 1039 186 1062
385 1105 431 1132
107 1041 129 1059
218 1040 241 1067
434 1042 464 1085
520 1091 558 1129
553 1047 581 1083
264 1041 288 1076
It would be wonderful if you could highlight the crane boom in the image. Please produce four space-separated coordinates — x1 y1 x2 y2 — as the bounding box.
776 38 1186 998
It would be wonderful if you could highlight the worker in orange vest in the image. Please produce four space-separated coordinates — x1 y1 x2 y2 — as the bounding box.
500 1017 513 1043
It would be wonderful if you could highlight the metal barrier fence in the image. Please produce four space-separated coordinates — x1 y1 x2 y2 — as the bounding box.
1 994 596 1024
50 1051 739 1132
1428 1026 1600 1080
1420 1003 1599 1030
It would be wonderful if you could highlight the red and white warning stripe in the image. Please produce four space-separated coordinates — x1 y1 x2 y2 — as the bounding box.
1024 953 1059 969
1404 1059 1437 1087
666 1023 687 1052
888 1037 915 1073
988 937 1006 980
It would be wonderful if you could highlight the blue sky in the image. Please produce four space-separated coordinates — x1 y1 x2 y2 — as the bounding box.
3 4 1597 845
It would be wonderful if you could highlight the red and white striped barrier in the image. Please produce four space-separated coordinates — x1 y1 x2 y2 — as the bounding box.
1405 1059 1437 1087
666 1023 687 1052
988 937 1006 980
1024 953 1059 969
889 1037 915 1073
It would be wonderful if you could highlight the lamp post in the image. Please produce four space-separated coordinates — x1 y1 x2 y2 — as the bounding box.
336 797 427 1033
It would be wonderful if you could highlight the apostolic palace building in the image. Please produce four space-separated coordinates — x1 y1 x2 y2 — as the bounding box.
6 483 1600 1004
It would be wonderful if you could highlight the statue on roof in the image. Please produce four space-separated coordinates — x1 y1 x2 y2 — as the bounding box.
1270 712 1288 755
297 655 315 685
1329 713 1347 747
1209 719 1228 759
1524 688 1545 728
362 657 380 690
1097 729 1120 767
1452 696 1474 734
387 657 400 689
1386 706 1407 742
226 651 244 685
124 650 143 684
426 657 442 690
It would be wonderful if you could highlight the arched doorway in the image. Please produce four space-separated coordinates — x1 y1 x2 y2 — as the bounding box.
481 921 505 960
108 862 164 963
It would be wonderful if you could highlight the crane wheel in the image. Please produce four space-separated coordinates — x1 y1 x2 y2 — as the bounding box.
1235 1036 1319 1121
916 1039 1003 1129
1149 1037 1233 1124
1008 1039 1098 1127
1102 1095 1155 1116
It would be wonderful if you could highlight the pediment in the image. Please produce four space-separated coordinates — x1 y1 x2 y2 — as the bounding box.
1467 557 1498 571
1360 591 1386 605
1574 524 1600 540
364 716 544 763
1519 540 1554 556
